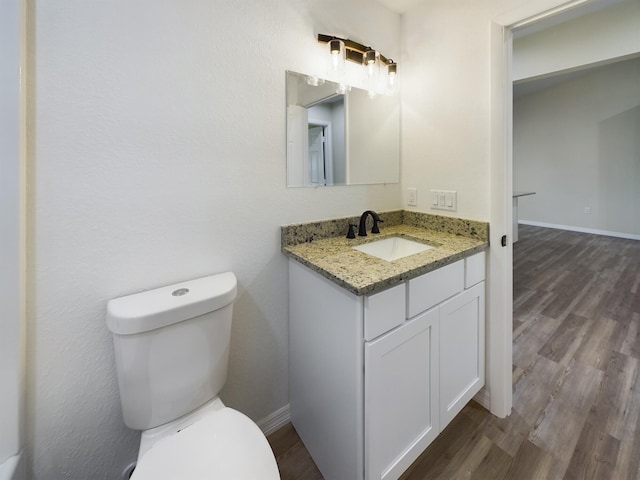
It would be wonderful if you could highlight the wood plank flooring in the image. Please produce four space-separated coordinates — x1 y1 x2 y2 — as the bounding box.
267 225 640 479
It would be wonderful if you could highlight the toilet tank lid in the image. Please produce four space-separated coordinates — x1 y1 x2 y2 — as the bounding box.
106 272 237 335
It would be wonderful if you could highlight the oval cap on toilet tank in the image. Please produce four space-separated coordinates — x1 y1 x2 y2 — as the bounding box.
106 272 237 335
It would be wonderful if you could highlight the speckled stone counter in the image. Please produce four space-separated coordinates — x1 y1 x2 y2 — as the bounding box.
281 210 489 296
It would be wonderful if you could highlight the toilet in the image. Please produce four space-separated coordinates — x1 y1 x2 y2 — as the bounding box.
106 272 280 479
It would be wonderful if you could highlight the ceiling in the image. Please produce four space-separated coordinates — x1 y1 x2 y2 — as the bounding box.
512 0 626 38
512 0 633 98
513 62 609 99
375 0 625 22
513 54 640 98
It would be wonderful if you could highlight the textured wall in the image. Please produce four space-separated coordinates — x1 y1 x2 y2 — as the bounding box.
27 1 400 478
399 0 509 220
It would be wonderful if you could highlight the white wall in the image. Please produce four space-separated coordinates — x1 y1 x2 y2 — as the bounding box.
514 58 640 237
513 0 640 81
28 1 400 479
401 0 514 220
0 0 24 470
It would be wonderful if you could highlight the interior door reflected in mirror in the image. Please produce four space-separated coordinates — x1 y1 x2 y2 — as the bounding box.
286 71 400 187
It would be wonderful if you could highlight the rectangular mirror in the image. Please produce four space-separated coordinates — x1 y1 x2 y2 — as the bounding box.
286 71 400 187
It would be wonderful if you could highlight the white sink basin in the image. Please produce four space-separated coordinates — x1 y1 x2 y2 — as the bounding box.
353 237 433 262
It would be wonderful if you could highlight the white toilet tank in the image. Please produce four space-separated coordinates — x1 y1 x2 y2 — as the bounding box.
106 272 237 431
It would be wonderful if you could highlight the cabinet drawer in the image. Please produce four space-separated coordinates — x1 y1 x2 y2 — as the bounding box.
407 260 464 318
364 283 406 341
465 252 485 288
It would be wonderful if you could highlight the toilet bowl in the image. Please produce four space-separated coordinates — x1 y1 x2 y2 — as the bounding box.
106 272 280 479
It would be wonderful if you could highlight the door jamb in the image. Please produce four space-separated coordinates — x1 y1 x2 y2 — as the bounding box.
488 0 599 418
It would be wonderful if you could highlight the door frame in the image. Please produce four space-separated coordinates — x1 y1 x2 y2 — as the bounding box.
488 0 601 418
0 0 26 467
308 118 334 185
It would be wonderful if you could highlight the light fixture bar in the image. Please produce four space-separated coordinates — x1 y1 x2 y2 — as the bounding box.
317 34 396 68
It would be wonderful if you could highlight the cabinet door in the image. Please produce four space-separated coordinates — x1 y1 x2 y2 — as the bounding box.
439 282 485 427
364 308 440 480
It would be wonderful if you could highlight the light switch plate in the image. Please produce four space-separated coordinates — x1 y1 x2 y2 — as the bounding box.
430 190 457 211
408 187 417 207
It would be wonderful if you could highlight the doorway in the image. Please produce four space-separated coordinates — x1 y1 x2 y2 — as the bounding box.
488 0 622 419
307 120 334 186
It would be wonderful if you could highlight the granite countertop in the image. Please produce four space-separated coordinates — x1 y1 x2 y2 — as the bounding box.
281 210 489 296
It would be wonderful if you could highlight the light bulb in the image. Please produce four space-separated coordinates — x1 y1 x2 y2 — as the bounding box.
328 39 345 74
387 62 397 90
332 52 340 70
364 49 377 78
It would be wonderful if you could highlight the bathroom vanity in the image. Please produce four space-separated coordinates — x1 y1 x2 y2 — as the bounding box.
282 211 489 480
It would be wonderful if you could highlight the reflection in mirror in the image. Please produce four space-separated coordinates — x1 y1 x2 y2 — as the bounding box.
286 71 399 187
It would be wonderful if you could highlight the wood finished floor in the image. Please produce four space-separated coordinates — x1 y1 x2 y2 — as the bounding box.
267 225 640 479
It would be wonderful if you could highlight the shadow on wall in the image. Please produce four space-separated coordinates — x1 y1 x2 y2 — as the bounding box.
599 105 640 235
220 253 289 421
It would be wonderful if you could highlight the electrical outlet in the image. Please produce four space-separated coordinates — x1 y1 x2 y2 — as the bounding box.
584 207 591 214
430 190 457 211
408 187 417 207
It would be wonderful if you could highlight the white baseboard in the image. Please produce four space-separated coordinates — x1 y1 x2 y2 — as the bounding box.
473 387 491 412
257 404 290 436
519 220 640 241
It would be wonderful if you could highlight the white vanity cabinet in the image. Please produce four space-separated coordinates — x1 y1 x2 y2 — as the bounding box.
289 251 485 480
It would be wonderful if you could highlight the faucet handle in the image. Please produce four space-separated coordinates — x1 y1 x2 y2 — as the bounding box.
346 224 357 239
371 218 384 234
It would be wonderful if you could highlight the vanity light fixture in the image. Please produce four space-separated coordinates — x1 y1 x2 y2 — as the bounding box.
317 34 398 92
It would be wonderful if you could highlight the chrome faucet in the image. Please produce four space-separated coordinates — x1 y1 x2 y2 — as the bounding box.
358 210 383 237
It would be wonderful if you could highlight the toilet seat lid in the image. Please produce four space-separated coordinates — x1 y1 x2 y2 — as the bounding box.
131 407 280 480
